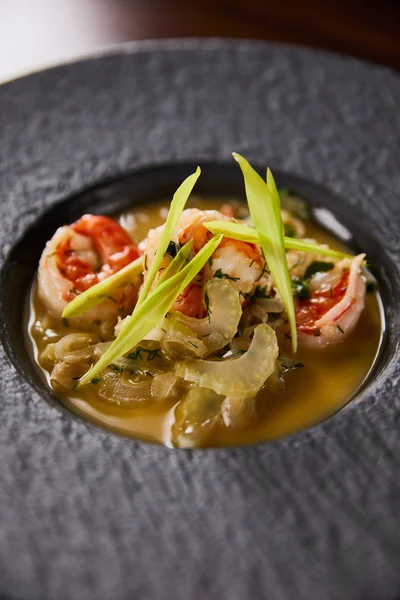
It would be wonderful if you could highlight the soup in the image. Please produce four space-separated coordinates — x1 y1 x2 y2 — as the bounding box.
27 159 382 448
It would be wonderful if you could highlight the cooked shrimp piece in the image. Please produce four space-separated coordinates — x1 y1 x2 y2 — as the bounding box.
142 208 264 318
296 254 366 347
38 215 141 330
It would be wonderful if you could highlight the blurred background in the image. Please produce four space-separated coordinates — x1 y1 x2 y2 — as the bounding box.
1 0 400 82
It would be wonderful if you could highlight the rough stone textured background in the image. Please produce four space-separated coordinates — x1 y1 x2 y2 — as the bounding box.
0 40 400 600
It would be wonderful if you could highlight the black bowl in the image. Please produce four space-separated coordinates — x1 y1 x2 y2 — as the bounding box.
0 40 400 600
0 162 395 428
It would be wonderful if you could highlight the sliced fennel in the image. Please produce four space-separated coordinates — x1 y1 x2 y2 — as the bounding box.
160 319 208 358
77 235 223 387
172 387 225 448
62 256 143 319
203 220 352 260
176 323 278 399
167 278 242 354
136 166 201 310
233 153 297 352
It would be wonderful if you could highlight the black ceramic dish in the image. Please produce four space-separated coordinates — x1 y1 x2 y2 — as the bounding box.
0 40 399 600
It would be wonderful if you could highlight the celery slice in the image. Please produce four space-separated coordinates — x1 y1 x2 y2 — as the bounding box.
77 235 222 387
136 166 201 310
157 240 194 285
204 220 352 259
176 323 278 399
233 153 297 352
62 256 143 319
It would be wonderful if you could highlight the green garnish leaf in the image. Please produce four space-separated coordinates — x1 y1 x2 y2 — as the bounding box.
166 241 180 258
76 235 222 387
284 224 296 238
213 268 239 282
203 220 353 260
135 167 201 310
157 239 193 286
62 256 143 319
303 261 334 281
233 153 297 352
291 276 311 299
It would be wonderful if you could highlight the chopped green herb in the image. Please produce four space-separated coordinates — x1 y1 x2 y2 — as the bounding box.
254 285 270 298
284 224 296 238
166 240 180 258
255 261 270 282
213 268 239 282
91 377 101 385
112 364 122 373
278 358 305 372
304 261 334 281
291 277 311 299
127 347 161 361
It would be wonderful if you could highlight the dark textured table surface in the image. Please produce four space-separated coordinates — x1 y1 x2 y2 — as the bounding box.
0 40 400 600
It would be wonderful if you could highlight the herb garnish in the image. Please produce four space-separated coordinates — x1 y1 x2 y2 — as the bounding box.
90 377 101 385
166 241 180 258
127 347 161 361
291 276 311 299
303 261 334 281
284 224 296 238
213 268 239 282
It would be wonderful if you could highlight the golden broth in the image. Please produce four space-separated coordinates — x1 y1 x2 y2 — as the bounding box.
27 197 383 448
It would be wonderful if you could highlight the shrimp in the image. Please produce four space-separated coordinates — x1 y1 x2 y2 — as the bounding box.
142 208 264 318
295 254 366 347
38 215 141 330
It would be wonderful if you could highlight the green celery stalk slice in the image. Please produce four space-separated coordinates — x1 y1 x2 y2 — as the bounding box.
233 153 297 352
62 239 194 320
157 239 194 286
203 220 352 259
77 235 223 387
62 256 143 319
116 240 195 338
135 166 201 310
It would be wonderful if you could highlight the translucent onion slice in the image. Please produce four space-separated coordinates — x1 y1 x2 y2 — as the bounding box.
167 278 242 354
160 320 208 358
176 323 279 399
171 387 225 448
